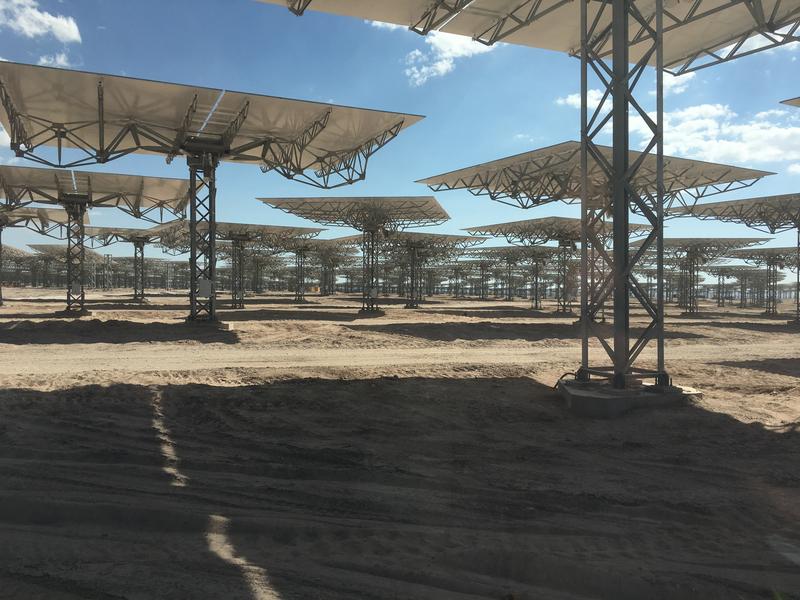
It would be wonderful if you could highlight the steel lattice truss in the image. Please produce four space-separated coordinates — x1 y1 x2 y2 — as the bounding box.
261 0 800 74
259 196 449 231
634 237 769 313
0 207 73 305
672 193 800 319
0 62 422 187
670 193 800 233
84 225 173 302
262 196 450 310
0 61 421 320
465 216 650 245
0 165 188 311
728 246 800 268
383 231 485 307
29 244 104 263
0 165 189 220
419 142 770 212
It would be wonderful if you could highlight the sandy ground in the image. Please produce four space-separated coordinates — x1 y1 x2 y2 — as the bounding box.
0 287 798 599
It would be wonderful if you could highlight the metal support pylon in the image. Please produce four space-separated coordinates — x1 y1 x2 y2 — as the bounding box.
361 230 379 311
531 260 541 310
505 260 513 301
0 225 4 307
294 249 306 302
133 241 146 302
64 200 87 314
577 0 668 389
188 153 217 322
102 254 113 290
765 261 778 315
556 243 573 313
794 228 800 323
230 237 245 309
405 246 421 309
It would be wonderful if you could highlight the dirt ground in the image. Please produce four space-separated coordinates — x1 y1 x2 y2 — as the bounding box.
0 288 798 600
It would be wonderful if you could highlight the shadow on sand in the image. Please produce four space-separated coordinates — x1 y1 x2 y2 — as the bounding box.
346 321 706 343
0 318 239 344
714 357 800 378
0 377 797 599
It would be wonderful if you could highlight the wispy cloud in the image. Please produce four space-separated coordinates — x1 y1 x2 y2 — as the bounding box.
405 31 495 86
366 20 496 86
555 89 604 110
788 164 800 175
662 71 695 96
630 104 800 165
0 0 81 43
368 20 405 31
555 91 800 169
37 51 74 68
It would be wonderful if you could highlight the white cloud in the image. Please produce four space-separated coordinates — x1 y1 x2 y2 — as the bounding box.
662 71 695 95
37 51 73 68
556 88 604 110
556 92 800 168
404 31 495 86
367 20 405 31
0 0 81 43
629 103 800 165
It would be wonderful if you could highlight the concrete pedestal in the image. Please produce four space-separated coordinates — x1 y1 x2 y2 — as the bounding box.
558 378 701 418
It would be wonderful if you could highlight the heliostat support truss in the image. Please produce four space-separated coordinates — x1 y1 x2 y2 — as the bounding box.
577 0 668 388
188 154 217 320
672 194 800 323
230 237 246 309
64 199 88 313
133 240 146 302
0 62 422 322
261 196 448 312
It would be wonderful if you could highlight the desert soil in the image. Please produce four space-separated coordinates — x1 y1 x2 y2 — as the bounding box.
0 288 798 600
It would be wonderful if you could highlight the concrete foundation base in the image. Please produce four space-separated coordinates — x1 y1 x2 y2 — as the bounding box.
557 378 701 418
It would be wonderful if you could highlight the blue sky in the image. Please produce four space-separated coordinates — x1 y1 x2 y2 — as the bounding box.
1 0 799 260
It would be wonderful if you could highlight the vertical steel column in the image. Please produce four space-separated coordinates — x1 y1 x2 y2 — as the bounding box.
577 0 666 387
361 230 379 311
64 201 87 313
610 0 631 387
294 249 306 302
133 241 145 302
531 260 541 310
102 254 112 290
188 153 217 321
230 237 245 309
765 261 778 315
405 245 420 309
795 228 800 322
505 260 513 301
0 226 4 307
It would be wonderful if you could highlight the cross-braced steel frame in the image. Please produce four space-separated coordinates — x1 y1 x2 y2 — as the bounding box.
188 153 217 321
577 0 669 388
555 242 575 313
133 240 146 302
102 254 113 290
405 246 423 309
0 226 4 306
530 260 542 309
230 237 246 309
294 249 307 302
361 230 380 311
64 200 88 314
1 75 405 322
